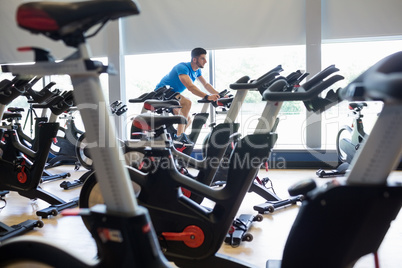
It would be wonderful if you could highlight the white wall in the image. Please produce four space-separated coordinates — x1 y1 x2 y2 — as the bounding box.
0 0 108 63
1 0 401 63
322 0 402 40
122 0 305 55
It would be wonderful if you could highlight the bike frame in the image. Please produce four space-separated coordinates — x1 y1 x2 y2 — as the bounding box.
348 103 367 145
5 45 136 212
0 3 170 264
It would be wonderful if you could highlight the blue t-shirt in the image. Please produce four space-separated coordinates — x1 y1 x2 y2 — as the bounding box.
155 62 202 93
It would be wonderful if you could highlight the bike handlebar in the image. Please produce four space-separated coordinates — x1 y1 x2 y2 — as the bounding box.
197 89 231 104
26 81 59 103
262 66 344 102
32 90 74 115
340 51 402 102
229 65 282 90
0 77 39 105
302 65 338 90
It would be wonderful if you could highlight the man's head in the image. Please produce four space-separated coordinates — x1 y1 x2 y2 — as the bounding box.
191 47 207 69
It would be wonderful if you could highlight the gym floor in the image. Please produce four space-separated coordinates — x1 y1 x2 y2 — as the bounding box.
1 165 402 268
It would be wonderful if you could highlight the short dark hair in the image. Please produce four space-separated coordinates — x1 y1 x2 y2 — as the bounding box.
191 47 207 59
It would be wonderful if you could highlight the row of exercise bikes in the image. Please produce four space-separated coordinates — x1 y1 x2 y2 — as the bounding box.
0 1 402 268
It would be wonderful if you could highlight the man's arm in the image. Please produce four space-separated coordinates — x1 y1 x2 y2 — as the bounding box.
197 75 220 95
179 74 219 100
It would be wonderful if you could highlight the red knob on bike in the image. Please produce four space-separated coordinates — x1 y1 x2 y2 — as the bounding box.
161 225 205 248
17 166 27 184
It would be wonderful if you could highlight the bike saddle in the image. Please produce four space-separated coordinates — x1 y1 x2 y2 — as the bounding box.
129 86 172 103
144 100 182 111
129 92 155 103
2 111 22 121
7 107 25 113
349 102 367 110
17 0 140 46
132 114 187 132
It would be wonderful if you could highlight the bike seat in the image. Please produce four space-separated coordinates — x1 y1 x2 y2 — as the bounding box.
144 100 181 112
7 107 25 113
17 1 140 43
132 114 187 132
2 111 22 121
349 102 367 110
129 92 156 103
129 87 172 103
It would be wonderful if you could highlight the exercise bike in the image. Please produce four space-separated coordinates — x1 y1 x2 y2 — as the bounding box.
250 65 343 213
79 63 342 267
0 78 45 242
0 77 79 218
316 101 369 178
183 66 342 214
4 82 71 183
0 1 171 267
59 100 128 190
131 86 233 155
47 107 84 168
78 70 271 205
171 66 284 204
19 76 60 151
266 51 402 268
72 100 128 171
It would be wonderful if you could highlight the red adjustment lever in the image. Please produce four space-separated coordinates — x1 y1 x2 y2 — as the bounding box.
143 102 155 111
161 225 204 248
17 166 27 183
133 119 151 131
180 187 191 198
61 208 91 217
17 159 27 184
61 208 81 216
17 47 55 62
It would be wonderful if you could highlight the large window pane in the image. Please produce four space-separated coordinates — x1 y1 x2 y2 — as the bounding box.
214 45 306 149
124 51 210 142
321 39 402 149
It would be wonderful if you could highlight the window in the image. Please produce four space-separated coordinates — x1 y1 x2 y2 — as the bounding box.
214 45 306 149
321 38 402 149
124 51 210 142
123 39 402 151
125 51 194 100
124 46 307 149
